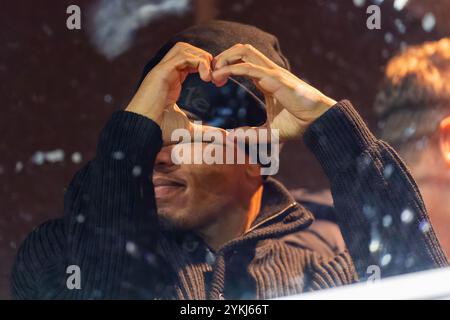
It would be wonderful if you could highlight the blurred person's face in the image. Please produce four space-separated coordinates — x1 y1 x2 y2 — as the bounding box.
439 116 450 167
404 115 450 257
411 115 450 181
153 142 261 231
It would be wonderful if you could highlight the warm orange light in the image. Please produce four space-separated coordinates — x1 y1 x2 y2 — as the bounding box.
439 116 450 166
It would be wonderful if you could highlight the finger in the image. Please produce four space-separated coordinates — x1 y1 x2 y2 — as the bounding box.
185 49 213 81
161 104 191 146
197 58 212 82
170 53 211 82
213 43 276 69
190 123 229 144
226 124 279 145
161 42 198 62
213 53 244 70
264 95 284 123
161 42 213 70
163 104 230 146
186 49 213 63
212 62 271 85
182 42 213 61
183 53 211 82
160 42 187 63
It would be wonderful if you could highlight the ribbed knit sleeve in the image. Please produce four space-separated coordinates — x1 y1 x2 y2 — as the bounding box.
11 219 66 299
13 111 173 299
303 100 448 280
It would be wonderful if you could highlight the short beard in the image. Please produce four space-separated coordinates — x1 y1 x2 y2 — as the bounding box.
157 210 190 233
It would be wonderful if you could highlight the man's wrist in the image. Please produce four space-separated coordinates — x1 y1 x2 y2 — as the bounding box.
301 95 337 134
315 95 337 119
125 103 163 126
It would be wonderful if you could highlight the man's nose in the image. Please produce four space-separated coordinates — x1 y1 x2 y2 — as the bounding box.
154 145 176 172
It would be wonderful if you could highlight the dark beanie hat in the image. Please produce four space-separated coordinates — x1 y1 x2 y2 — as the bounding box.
138 20 290 129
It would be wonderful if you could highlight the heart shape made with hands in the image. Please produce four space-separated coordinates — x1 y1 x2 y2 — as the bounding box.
160 64 291 147
161 78 269 147
133 42 335 147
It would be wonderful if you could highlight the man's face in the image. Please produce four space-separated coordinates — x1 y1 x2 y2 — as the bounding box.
152 143 255 230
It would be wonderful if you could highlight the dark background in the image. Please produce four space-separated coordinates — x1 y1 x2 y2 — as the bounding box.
1 0 449 299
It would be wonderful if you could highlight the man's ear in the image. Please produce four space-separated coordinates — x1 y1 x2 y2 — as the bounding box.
439 116 450 166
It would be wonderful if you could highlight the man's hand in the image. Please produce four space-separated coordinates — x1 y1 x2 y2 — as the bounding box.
125 42 219 144
211 44 337 140
125 41 336 144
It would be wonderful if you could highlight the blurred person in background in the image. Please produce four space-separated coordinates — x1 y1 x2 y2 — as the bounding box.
375 38 450 257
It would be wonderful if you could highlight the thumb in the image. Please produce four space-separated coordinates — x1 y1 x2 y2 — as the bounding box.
226 123 279 145
189 122 229 144
161 104 191 146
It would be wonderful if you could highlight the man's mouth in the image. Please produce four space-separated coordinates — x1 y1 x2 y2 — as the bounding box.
153 176 187 199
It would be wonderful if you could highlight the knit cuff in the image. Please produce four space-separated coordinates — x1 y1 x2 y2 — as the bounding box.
96 111 162 172
303 100 377 178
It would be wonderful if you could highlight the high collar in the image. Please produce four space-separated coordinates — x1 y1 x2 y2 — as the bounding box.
218 177 315 253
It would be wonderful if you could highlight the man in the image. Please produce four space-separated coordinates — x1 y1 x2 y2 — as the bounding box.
12 21 448 300
375 37 450 257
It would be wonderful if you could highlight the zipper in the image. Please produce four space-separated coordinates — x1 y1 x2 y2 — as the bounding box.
215 201 299 254
244 202 298 235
